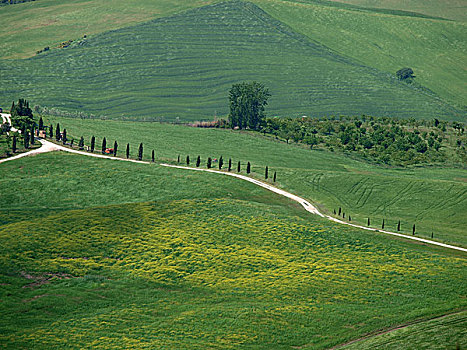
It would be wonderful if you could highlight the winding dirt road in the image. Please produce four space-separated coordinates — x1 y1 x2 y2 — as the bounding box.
0 115 465 253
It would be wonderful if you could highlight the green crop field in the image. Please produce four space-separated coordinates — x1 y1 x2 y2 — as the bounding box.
341 311 467 349
0 152 465 349
0 1 463 121
39 116 467 247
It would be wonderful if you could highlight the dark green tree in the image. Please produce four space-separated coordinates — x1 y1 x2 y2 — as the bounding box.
273 171 276 182
412 224 416 235
338 207 341 216
265 166 268 179
367 218 370 226
396 67 415 81
102 137 107 154
55 123 61 141
49 125 53 139
246 162 251 174
186 155 190 166
219 156 223 170
237 161 241 172
152 150 155 162
228 158 232 171
228 81 270 130
138 143 143 160
207 157 212 169
177 155 180 163
349 215 351 221
12 135 16 153
24 131 29 149
90 136 95 152
126 143 130 159
397 220 401 231
62 128 67 144
382 219 385 229
38 116 44 130
79 136 84 150
114 141 118 156
30 126 35 145
196 156 201 167
10 98 34 130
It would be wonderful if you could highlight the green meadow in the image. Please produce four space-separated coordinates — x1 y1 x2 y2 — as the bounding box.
0 1 463 121
0 152 466 349
41 116 467 247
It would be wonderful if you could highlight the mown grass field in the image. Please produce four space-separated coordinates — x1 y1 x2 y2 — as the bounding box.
342 311 467 349
255 0 467 108
42 116 467 247
0 152 466 349
0 1 463 121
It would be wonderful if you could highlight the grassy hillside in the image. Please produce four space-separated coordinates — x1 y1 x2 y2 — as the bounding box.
254 0 467 109
341 311 467 349
328 0 467 21
0 1 463 121
38 116 467 247
0 152 465 349
0 0 217 59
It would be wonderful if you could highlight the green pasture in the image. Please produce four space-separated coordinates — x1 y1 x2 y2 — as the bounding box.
0 152 466 349
0 1 462 121
342 311 467 349
41 116 467 247
255 0 467 108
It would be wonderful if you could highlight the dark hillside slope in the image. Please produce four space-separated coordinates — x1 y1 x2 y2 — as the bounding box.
0 1 462 121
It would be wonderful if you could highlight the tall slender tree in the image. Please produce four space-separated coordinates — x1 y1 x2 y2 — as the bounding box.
49 124 53 139
228 158 232 171
265 166 268 179
62 128 67 144
177 155 180 163
126 143 130 159
397 220 401 231
138 143 143 160
151 150 155 162
12 135 17 153
55 123 61 141
349 215 351 221
114 141 118 156
219 156 223 170
207 157 212 169
338 207 341 216
367 218 370 226
273 171 276 182
102 137 107 154
382 219 385 229
237 161 241 172
24 131 29 149
38 116 44 130
186 155 190 165
412 224 416 235
30 126 35 145
90 136 95 152
196 156 201 167
79 136 85 150
247 162 251 174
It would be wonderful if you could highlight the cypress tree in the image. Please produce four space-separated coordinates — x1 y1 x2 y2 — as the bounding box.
114 141 118 156
12 135 16 153
237 161 241 172
431 231 433 239
219 156 223 170
138 143 143 160
273 171 276 182
38 116 44 130
152 150 155 162
367 218 370 226
79 136 84 150
207 157 212 169
70 138 74 147
49 125 53 139
349 215 351 222
246 162 251 174
343 212 345 218
333 209 336 215
196 156 200 167
55 123 60 141
24 131 29 149
382 219 385 229
102 137 107 154
265 166 268 179
228 158 232 171
338 207 341 216
126 143 130 159
412 224 416 235
62 128 67 144
186 155 190 165
397 220 401 231
10 101 15 114
30 126 35 145
177 155 180 163
90 136 95 152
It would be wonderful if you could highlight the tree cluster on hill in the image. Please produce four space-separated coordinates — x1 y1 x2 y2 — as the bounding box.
10 98 35 130
257 115 466 166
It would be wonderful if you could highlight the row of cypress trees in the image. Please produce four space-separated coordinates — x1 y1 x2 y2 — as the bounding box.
179 155 277 182
333 207 421 236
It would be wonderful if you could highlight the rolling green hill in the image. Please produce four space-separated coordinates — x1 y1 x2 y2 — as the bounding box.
38 116 467 247
0 152 465 349
0 1 463 121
